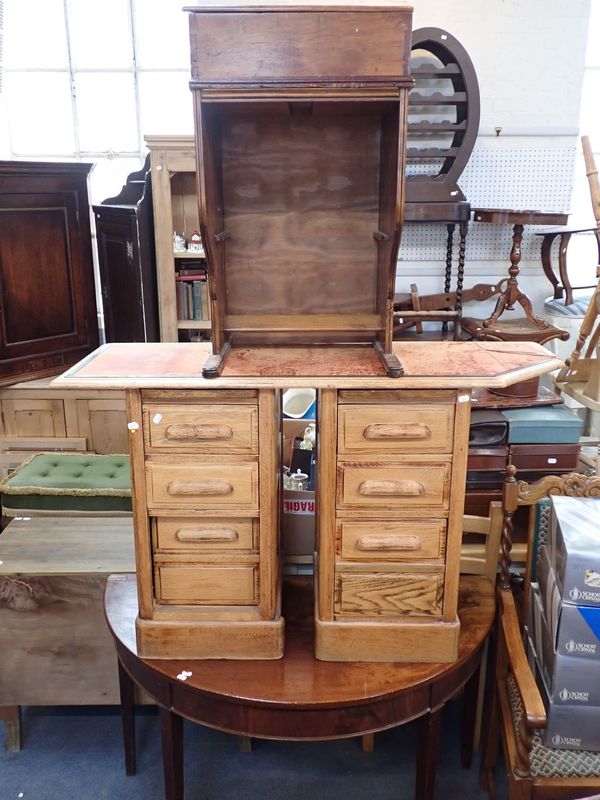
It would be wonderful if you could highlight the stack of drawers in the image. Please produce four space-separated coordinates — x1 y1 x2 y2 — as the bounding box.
129 388 284 659
315 388 470 662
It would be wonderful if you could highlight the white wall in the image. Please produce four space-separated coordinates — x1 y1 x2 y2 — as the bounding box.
397 0 593 325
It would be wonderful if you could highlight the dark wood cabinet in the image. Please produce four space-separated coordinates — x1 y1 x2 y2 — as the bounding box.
0 160 99 386
93 156 159 343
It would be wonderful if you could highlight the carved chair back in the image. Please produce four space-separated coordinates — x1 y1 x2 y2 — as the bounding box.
499 465 600 595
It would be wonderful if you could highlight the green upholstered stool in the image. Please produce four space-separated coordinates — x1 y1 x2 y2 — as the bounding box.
0 453 132 516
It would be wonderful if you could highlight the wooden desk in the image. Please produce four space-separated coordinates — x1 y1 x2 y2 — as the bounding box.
106 573 495 800
53 341 560 664
54 341 560 664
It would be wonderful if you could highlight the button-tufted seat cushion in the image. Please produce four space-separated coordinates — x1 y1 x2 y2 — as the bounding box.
0 453 132 515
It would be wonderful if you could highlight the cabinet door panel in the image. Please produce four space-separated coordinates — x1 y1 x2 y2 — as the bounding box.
0 167 99 385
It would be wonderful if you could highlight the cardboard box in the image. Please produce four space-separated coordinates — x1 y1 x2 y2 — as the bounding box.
528 583 600 706
537 545 600 660
550 495 600 606
525 631 600 751
282 419 315 558
282 488 315 557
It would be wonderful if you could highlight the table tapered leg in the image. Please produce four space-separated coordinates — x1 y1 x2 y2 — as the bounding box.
118 659 136 776
1 705 21 752
160 707 184 800
460 666 480 768
415 707 442 800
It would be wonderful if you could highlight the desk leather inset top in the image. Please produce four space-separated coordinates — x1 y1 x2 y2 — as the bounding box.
56 342 561 389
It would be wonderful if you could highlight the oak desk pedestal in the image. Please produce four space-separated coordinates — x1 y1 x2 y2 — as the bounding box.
54 341 560 664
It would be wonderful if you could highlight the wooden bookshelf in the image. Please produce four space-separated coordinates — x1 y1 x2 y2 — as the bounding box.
145 135 210 341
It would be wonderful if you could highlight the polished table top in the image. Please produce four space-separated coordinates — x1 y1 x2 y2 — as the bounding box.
106 575 494 737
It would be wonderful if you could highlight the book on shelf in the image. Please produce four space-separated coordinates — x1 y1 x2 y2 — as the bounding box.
176 280 188 320
186 282 194 320
200 281 209 320
177 262 206 276
176 268 209 321
192 280 203 320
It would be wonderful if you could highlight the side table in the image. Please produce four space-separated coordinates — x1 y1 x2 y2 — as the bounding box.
106 574 495 800
462 208 570 344
537 225 600 306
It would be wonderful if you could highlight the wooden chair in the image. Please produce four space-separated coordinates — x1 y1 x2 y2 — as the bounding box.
362 501 504 762
481 466 600 800
556 136 600 412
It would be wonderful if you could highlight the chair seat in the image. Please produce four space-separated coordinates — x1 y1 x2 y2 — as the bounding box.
544 290 594 318
507 674 600 778
0 452 132 515
461 316 569 345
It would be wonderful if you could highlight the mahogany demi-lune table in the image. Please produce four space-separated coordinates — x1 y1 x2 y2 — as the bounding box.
106 573 495 800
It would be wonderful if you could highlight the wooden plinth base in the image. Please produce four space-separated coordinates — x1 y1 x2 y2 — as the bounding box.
136 615 285 660
314 616 460 663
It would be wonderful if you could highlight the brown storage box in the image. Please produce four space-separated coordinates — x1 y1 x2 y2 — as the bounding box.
509 444 580 472
466 471 505 490
467 446 508 471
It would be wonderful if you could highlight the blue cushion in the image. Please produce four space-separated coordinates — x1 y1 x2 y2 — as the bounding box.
544 290 593 318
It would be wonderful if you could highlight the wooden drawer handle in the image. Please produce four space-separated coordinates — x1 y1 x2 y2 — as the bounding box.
358 479 425 497
356 534 422 552
363 423 431 440
175 527 239 543
165 424 233 441
167 480 233 496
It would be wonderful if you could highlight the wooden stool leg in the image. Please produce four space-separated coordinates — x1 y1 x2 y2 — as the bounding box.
160 707 184 800
361 733 375 753
1 705 22 752
460 666 480 768
118 659 136 776
415 707 442 800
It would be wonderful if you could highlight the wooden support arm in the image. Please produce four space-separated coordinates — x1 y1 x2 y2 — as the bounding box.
499 589 546 777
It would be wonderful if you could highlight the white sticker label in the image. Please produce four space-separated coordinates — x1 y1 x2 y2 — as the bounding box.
458 394 470 403
127 421 139 431
547 457 557 464
153 413 162 424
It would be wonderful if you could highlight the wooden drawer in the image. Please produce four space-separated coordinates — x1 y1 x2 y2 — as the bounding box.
337 404 454 454
334 569 443 617
338 519 446 562
337 462 451 511
143 403 257 454
146 462 258 510
154 563 258 605
153 517 257 554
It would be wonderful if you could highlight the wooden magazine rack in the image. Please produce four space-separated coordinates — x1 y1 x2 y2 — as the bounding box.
187 2 413 378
